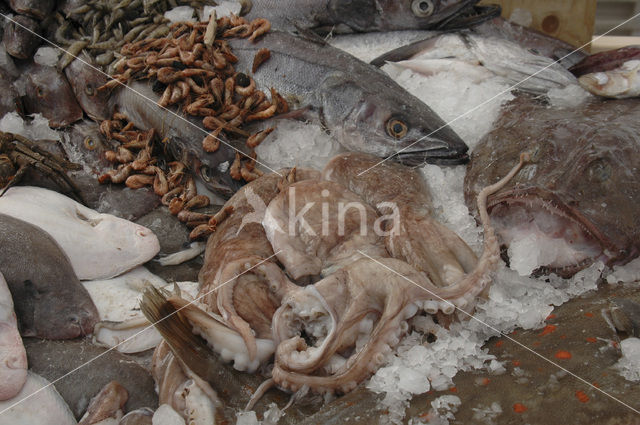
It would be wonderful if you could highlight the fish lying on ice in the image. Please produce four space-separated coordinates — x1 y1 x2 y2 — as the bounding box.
570 46 640 77
244 0 493 33
0 186 160 280
464 96 640 277
371 32 579 94
0 213 98 339
0 372 76 425
227 31 470 165
0 271 27 401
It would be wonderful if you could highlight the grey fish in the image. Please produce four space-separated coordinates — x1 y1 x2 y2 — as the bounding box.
22 63 83 128
371 31 578 94
109 81 246 198
607 298 640 337
8 0 55 20
464 96 640 277
0 77 21 117
2 14 41 59
0 213 98 339
229 31 469 165
244 0 486 33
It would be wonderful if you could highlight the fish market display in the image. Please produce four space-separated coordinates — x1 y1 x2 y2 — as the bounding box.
0 213 99 339
0 372 76 425
0 186 160 280
244 0 493 34
0 272 27 402
464 96 640 277
142 152 526 407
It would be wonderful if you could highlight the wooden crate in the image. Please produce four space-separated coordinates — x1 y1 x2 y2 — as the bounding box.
479 0 597 49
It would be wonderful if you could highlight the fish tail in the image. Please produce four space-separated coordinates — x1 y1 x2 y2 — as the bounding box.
140 286 217 381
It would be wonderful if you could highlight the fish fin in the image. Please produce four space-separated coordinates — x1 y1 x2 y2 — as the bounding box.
290 21 328 46
140 286 217 381
273 105 314 121
369 35 443 67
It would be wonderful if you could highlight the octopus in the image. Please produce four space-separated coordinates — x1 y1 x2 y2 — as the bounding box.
142 152 527 417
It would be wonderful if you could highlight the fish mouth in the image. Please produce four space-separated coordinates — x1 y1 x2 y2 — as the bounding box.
434 3 501 30
487 188 614 276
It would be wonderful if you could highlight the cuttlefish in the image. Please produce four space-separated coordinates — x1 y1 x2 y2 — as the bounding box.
142 152 527 413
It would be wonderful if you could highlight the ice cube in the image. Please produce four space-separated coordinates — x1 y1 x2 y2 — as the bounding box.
164 6 195 23
34 47 60 67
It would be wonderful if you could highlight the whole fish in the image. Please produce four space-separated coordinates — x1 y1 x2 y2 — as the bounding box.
7 0 55 20
227 31 469 165
578 60 640 99
21 63 83 128
0 271 27 402
0 372 76 425
464 96 640 277
0 186 160 280
371 32 578 94
244 0 490 33
0 213 98 339
2 14 41 59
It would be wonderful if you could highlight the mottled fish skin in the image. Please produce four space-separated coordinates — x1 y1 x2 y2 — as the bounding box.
229 31 469 165
245 0 481 33
110 82 245 198
64 55 112 121
464 96 640 276
0 77 21 117
8 0 55 20
3 14 41 59
22 63 84 128
0 213 99 339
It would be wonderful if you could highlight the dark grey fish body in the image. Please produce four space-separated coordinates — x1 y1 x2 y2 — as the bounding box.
8 0 54 20
608 298 640 337
245 0 481 33
464 96 640 277
229 31 469 165
0 213 98 339
0 76 21 116
22 63 83 128
3 14 40 59
111 82 245 198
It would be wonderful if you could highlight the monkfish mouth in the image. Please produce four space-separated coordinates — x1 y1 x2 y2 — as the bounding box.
487 188 613 276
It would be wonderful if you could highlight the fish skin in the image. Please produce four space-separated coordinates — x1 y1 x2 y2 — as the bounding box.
0 186 161 281
22 63 84 128
0 77 21 117
2 14 41 60
244 0 481 33
110 81 246 198
464 96 640 276
570 46 640 77
0 271 27 402
228 31 469 165
0 213 99 339
8 0 55 20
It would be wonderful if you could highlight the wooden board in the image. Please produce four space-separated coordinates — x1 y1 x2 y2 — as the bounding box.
591 35 640 52
479 0 597 50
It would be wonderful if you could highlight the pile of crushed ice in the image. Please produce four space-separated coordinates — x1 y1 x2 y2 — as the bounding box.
613 337 640 382
0 112 60 141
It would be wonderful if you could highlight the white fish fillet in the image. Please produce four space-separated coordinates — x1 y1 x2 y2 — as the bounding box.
0 186 160 280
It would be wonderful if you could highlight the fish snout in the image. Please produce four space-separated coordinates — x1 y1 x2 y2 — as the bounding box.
67 305 99 337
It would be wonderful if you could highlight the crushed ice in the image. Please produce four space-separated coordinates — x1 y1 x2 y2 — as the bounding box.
34 47 61 67
0 112 60 141
613 337 640 382
164 6 196 23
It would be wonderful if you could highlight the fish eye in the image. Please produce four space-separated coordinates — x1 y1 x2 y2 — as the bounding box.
411 0 434 17
84 137 97 150
386 119 408 139
85 84 94 96
36 86 45 97
200 165 211 182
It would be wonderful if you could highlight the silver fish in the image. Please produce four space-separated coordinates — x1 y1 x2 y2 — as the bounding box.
229 31 469 165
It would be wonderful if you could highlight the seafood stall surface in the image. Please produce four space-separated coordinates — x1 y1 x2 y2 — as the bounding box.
1 2 640 425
